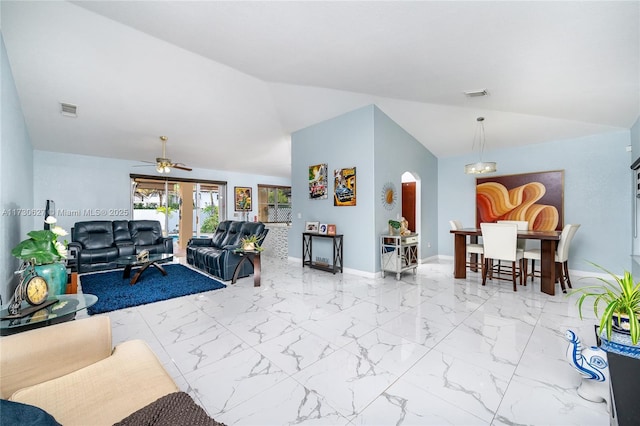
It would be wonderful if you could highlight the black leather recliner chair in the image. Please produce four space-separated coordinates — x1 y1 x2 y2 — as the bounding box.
186 221 267 281
69 220 173 273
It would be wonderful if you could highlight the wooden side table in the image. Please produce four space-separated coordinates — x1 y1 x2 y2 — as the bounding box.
232 250 261 287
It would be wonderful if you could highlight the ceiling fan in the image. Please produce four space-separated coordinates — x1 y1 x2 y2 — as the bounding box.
143 136 192 173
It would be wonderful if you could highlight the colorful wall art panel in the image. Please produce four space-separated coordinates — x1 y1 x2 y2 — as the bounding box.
476 170 564 231
309 163 328 199
334 167 356 206
234 186 252 211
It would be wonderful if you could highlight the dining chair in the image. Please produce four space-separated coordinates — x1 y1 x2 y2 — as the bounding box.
480 222 524 291
496 220 528 283
523 224 580 293
449 220 484 274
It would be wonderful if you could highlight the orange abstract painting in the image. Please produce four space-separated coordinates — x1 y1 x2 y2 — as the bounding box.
476 170 564 231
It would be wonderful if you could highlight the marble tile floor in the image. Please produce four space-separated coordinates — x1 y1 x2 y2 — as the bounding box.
77 257 610 425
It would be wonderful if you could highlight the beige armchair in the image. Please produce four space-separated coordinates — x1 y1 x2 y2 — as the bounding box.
0 316 179 425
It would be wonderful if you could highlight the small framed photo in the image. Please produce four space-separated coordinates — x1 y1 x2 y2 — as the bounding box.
305 221 320 233
318 223 328 235
327 224 336 235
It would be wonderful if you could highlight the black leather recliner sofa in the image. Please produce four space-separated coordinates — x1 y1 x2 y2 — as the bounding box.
186 221 267 281
69 220 173 273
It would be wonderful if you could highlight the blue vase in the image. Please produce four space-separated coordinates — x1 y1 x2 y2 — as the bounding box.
34 262 67 296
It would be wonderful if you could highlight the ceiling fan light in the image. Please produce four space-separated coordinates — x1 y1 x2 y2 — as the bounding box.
156 164 164 173
164 166 171 173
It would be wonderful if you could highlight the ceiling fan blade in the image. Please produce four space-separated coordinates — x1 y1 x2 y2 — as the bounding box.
171 164 192 171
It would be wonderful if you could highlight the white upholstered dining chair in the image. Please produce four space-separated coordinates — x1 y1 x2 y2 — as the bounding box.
449 220 484 274
496 220 529 283
523 224 580 293
480 222 524 291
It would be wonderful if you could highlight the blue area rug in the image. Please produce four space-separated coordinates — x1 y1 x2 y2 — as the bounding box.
81 264 226 315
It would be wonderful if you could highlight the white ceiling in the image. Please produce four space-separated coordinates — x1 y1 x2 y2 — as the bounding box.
1 1 638 178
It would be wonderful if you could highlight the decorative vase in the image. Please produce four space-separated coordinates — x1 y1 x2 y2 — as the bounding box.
34 262 67 296
243 243 255 251
564 329 610 411
612 313 637 335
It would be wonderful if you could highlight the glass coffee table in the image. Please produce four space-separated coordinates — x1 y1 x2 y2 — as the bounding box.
0 294 98 336
116 253 173 285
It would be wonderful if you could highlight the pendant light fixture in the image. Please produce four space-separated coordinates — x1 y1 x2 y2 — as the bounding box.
464 116 497 174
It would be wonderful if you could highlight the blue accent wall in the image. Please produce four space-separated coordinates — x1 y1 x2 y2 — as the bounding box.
1 34 34 303
290 105 438 273
438 130 632 274
373 107 438 260
290 106 375 272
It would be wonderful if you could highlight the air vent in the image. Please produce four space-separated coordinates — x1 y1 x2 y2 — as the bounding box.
463 89 488 98
60 102 77 117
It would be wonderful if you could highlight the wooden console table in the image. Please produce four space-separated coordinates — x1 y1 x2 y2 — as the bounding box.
302 232 343 274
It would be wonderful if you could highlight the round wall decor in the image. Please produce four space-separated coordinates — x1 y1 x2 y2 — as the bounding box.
381 182 397 210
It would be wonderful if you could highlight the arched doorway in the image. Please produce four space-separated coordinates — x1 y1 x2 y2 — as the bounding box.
402 171 421 257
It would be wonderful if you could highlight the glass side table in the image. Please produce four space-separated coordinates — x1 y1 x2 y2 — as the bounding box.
0 294 98 336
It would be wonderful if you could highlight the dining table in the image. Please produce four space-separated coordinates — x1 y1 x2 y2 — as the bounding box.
450 228 562 295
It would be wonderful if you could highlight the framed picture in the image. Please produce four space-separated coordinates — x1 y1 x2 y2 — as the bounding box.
327 224 336 235
234 186 252 211
334 167 356 206
476 170 564 231
318 223 328 235
309 163 328 199
305 221 320 233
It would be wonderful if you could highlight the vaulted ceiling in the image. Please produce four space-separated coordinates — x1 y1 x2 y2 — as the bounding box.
2 1 638 178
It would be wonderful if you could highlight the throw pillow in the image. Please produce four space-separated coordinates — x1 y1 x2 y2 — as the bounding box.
0 399 61 426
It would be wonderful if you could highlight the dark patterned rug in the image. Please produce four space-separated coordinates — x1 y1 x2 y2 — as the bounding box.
81 264 225 315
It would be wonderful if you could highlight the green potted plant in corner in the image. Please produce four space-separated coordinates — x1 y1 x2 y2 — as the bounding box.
11 216 69 296
569 262 640 426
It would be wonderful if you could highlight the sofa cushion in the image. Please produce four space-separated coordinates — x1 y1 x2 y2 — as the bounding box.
113 220 133 243
0 399 61 426
129 220 163 246
10 340 178 426
73 221 115 250
210 221 230 248
77 246 119 265
219 221 244 248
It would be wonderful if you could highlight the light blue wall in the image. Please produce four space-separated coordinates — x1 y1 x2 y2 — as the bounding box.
438 130 632 274
1 34 34 303
631 117 640 155
290 105 375 272
630 117 640 278
290 105 439 273
32 150 290 234
373 107 438 262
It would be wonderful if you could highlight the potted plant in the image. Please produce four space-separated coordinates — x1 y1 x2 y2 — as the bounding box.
569 262 640 426
11 216 69 296
570 262 640 345
388 220 401 235
240 234 263 252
